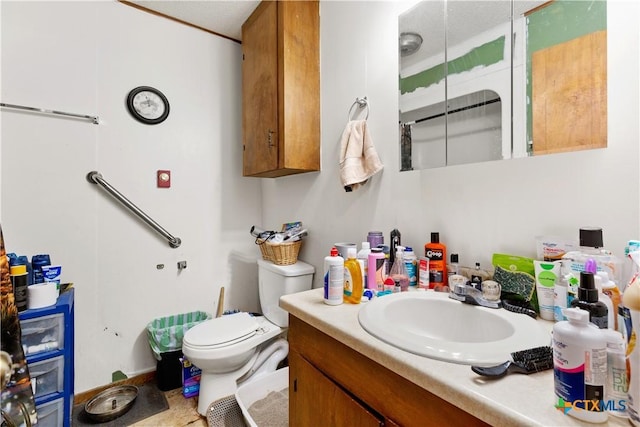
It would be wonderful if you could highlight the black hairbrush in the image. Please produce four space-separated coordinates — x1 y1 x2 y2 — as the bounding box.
471 346 553 378
502 299 538 319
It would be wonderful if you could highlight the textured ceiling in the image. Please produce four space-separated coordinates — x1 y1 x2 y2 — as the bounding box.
125 0 260 41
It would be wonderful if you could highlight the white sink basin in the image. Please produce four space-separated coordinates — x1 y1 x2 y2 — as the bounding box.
358 291 550 366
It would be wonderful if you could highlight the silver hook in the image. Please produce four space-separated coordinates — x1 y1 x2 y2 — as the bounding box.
348 97 369 121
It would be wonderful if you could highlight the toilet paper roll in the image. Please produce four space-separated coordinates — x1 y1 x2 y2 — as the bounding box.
27 283 58 309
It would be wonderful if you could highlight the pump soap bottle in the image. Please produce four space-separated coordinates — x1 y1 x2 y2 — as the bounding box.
553 307 608 424
389 246 409 292
570 271 608 329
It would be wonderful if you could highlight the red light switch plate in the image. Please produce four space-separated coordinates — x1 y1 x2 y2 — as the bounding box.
157 170 171 188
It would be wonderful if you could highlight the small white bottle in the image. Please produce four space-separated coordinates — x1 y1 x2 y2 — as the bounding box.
602 329 628 418
554 274 568 321
595 273 615 330
357 242 371 289
403 246 418 287
323 247 344 306
553 307 608 423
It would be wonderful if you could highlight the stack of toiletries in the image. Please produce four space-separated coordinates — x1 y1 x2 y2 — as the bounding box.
8 252 62 311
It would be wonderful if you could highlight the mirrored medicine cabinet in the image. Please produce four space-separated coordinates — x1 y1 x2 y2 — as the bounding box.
398 0 608 170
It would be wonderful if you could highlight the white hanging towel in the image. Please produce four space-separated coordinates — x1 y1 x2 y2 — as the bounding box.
339 120 384 192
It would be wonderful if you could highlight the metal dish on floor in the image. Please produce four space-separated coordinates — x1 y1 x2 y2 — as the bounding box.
84 385 139 422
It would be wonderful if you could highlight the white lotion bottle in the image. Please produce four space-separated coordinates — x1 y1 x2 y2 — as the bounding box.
553 307 608 424
323 247 344 306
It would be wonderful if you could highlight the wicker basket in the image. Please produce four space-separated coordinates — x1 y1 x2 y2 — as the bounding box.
257 239 302 265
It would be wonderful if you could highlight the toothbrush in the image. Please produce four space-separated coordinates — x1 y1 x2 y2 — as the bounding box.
471 346 553 378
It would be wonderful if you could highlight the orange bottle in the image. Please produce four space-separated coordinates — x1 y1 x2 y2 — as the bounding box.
425 232 447 290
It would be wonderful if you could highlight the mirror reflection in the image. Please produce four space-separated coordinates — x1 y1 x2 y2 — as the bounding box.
399 0 607 170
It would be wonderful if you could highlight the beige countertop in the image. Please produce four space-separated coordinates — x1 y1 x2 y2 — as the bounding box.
280 288 629 427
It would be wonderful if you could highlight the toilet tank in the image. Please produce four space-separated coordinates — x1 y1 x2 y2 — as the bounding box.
257 259 314 328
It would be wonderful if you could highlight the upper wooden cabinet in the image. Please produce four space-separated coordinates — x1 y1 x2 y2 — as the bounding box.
241 1 320 178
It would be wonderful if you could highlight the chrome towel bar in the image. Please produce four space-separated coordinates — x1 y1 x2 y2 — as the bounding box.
1 102 100 124
87 171 181 248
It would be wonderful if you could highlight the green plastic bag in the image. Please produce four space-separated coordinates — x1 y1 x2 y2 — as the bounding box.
492 253 540 312
146 311 211 360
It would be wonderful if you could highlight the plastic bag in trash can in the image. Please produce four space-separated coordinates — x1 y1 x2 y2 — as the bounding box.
146 311 211 360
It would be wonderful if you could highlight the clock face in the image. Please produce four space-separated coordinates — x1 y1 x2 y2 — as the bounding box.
126 86 169 124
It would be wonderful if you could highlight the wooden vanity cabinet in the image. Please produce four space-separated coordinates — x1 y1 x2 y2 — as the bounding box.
241 1 320 178
288 315 489 427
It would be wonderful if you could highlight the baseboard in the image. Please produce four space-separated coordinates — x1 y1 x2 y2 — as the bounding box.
74 371 156 405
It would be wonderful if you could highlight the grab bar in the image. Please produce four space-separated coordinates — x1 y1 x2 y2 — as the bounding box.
86 171 181 248
1 102 99 124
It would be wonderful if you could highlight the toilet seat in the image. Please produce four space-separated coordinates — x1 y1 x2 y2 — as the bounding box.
184 312 260 350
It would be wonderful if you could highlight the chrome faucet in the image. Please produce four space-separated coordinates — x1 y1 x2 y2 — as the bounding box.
449 282 502 309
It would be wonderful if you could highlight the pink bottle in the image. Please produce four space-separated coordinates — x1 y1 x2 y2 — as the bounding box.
368 248 386 291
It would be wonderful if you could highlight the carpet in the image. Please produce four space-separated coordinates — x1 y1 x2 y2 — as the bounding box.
72 383 169 426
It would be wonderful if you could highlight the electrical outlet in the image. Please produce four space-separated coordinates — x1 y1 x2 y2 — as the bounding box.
157 170 170 188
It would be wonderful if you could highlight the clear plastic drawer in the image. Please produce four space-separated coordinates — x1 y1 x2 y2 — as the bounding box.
35 397 64 427
21 313 64 356
29 355 64 398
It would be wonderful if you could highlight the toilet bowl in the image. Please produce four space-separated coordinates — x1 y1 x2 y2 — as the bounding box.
183 259 314 415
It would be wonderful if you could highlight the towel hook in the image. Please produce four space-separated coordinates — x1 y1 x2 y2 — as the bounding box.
348 97 369 121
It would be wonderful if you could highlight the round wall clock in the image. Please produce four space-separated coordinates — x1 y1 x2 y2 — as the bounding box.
126 86 170 124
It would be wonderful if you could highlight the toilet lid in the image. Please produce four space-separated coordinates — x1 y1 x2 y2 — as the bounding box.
184 312 259 348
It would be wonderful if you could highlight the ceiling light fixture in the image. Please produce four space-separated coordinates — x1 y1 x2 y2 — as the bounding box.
399 32 423 57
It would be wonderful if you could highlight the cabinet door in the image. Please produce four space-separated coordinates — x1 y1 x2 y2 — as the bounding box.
242 1 279 176
290 351 383 427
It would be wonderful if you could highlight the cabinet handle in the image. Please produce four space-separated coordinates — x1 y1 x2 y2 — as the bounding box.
268 129 275 148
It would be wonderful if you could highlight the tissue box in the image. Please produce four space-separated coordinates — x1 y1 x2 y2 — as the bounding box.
181 357 202 398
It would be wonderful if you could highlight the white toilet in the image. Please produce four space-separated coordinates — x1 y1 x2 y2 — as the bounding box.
183 259 314 415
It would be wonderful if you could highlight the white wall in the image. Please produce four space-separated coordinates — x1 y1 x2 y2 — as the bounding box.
1 1 263 392
263 0 640 289
1 0 638 395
